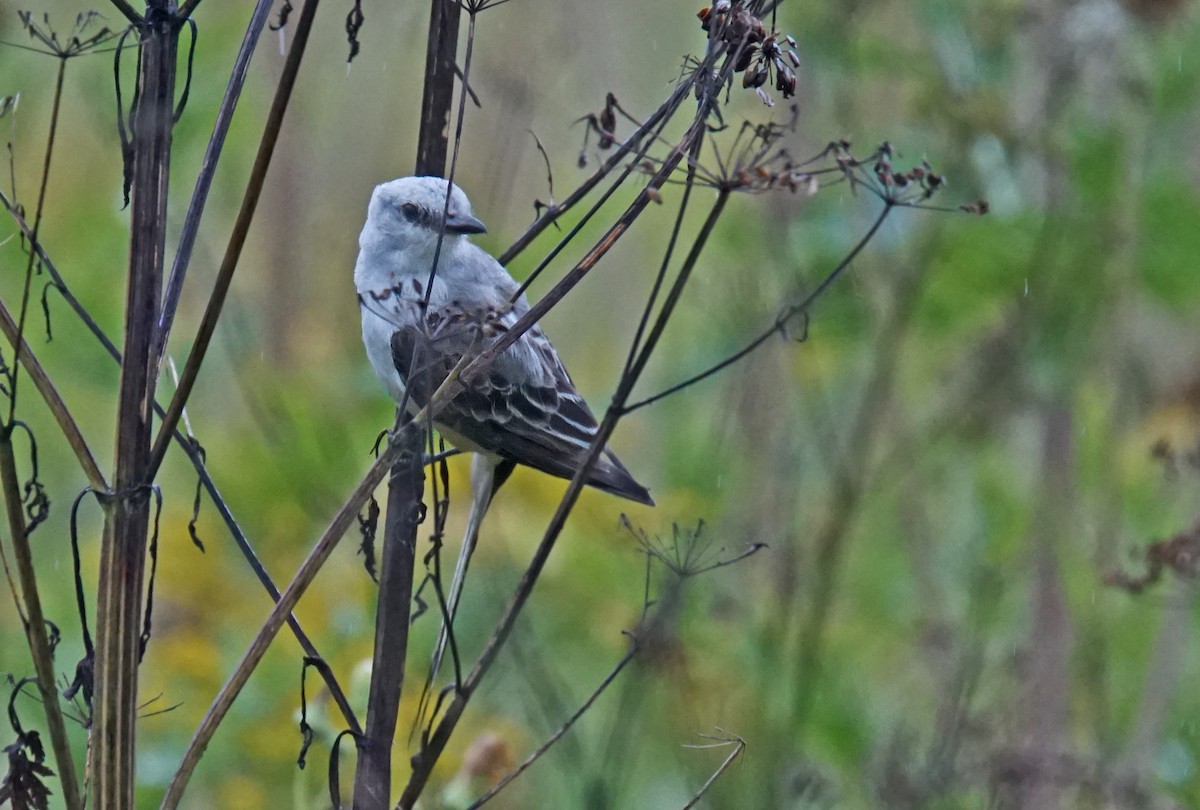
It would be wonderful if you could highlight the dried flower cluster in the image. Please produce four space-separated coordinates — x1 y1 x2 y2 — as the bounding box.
698 1 799 105
17 11 115 58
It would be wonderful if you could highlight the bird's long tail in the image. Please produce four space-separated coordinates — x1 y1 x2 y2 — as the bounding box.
428 454 506 684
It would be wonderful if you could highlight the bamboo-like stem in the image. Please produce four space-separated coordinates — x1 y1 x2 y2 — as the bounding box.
147 0 320 479
0 434 83 810
93 12 178 809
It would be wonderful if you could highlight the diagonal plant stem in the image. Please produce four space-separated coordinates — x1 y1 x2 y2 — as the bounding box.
497 80 692 267
160 356 478 809
147 0 321 479
679 733 746 810
624 201 896 413
465 642 639 809
9 57 66 425
107 0 143 25
0 432 83 810
0 299 107 491
398 167 731 810
508 98 685 302
151 0 275 379
0 191 360 734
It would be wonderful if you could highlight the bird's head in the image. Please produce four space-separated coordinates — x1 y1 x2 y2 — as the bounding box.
365 176 487 255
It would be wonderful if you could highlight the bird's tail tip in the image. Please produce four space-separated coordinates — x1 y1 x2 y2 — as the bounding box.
593 452 656 506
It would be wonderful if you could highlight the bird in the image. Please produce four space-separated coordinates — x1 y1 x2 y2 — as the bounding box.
353 176 654 675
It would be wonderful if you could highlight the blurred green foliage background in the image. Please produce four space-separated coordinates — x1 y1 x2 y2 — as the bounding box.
2 0 1200 807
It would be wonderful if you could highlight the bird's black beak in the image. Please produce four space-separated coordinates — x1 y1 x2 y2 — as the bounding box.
444 211 488 235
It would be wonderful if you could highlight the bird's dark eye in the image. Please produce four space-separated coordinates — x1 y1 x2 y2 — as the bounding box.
400 202 421 223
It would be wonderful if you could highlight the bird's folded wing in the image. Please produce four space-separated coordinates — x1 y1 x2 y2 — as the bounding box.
390 312 653 504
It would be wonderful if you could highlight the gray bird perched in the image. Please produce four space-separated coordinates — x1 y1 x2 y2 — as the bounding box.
354 176 653 674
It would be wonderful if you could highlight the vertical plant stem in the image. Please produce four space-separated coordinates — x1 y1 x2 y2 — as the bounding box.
350 0 463 801
414 0 461 176
93 12 178 809
352 437 424 809
0 434 83 810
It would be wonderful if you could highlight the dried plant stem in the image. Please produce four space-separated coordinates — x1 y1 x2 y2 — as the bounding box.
414 0 461 176
465 643 639 809
350 0 465 802
148 0 320 478
0 299 107 491
9 57 65 422
152 0 275 376
107 0 142 25
679 734 745 810
0 203 357 729
399 177 730 809
93 14 178 809
0 434 83 810
498 80 692 267
159 425 416 810
162 352 475 808
351 445 424 809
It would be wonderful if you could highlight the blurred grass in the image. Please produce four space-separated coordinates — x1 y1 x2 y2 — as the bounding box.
3 0 1200 808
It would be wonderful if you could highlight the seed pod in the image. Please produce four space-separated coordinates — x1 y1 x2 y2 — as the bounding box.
734 45 755 72
776 66 796 98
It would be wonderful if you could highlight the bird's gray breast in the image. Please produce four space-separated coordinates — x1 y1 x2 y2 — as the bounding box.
359 283 431 404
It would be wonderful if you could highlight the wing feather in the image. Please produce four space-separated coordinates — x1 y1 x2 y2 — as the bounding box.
389 309 652 504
